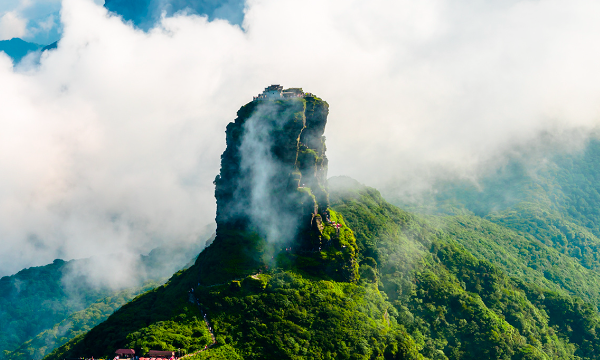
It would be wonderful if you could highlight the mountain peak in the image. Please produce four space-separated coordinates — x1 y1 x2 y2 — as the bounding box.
199 88 358 283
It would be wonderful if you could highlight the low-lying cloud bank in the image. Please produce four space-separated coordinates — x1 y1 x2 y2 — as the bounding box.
1 0 600 279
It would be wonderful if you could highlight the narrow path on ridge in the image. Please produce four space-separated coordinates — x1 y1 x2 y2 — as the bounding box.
181 293 217 358
184 273 262 356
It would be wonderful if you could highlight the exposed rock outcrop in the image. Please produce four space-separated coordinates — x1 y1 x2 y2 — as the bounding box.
198 88 358 283
214 92 329 249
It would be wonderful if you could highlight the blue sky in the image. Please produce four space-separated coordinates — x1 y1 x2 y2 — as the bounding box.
0 0 244 45
0 0 104 44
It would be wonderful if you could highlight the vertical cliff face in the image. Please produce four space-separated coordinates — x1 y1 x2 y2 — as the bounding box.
214 94 329 248
198 89 358 284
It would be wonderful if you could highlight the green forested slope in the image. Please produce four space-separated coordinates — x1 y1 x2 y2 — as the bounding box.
0 259 116 358
382 137 600 311
330 178 600 359
43 265 216 360
410 137 600 275
4 282 160 360
0 240 207 360
44 179 600 360
331 178 600 359
439 215 600 306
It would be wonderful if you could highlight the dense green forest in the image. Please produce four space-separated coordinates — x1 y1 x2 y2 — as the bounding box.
0 258 117 358
43 177 600 360
386 137 600 308
5 282 160 360
0 239 208 360
400 138 600 273
331 177 600 359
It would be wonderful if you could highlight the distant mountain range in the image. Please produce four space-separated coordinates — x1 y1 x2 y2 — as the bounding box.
0 38 57 63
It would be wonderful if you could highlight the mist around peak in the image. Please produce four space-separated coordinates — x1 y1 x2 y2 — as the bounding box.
3 0 600 305
200 92 359 284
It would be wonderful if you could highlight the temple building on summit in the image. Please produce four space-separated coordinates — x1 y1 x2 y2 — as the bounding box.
253 84 307 101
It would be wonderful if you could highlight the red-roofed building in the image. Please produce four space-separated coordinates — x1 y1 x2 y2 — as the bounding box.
147 350 175 358
115 349 135 357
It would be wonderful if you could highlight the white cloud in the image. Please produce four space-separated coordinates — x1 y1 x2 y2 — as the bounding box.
0 11 27 40
2 0 600 278
37 13 54 31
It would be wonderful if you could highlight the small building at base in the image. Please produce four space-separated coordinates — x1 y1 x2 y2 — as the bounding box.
115 349 135 358
147 350 175 358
